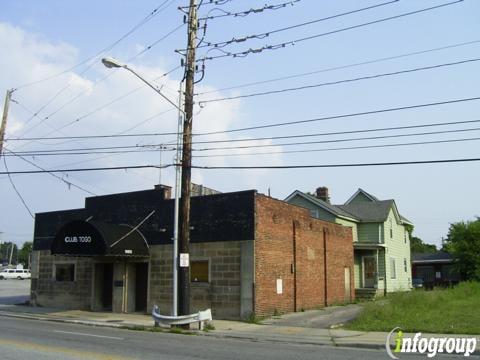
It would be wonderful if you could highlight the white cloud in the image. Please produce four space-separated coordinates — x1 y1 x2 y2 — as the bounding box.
0 21 283 242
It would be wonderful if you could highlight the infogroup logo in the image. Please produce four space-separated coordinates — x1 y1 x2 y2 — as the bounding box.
385 327 478 359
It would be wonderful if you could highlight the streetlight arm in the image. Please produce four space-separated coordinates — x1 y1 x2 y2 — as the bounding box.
123 66 185 115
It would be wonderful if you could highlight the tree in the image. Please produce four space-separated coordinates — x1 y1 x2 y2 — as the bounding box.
0 242 18 265
410 236 437 254
443 218 480 281
405 224 437 254
17 242 33 267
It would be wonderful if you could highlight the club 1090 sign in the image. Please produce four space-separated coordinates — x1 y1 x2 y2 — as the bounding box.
64 236 92 243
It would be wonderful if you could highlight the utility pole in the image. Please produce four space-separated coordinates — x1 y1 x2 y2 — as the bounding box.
9 243 15 266
178 0 197 317
172 80 184 317
0 89 13 157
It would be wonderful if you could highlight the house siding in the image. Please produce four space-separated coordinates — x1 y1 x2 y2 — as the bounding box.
336 218 358 242
287 195 336 222
383 209 411 292
357 223 380 243
348 192 374 205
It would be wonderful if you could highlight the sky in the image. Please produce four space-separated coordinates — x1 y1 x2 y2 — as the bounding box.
0 0 479 248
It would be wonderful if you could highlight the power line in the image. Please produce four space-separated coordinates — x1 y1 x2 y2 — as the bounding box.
14 12 183 142
5 149 97 196
8 135 480 159
197 0 464 61
8 123 480 155
10 144 175 155
193 137 480 158
15 0 177 90
2 157 480 174
14 64 181 142
194 95 480 135
191 119 480 145
196 0 399 49
179 0 234 11
198 0 301 21
193 127 480 152
7 95 480 143
199 57 480 104
9 65 181 154
14 1 179 129
0 164 171 175
135 23 185 57
195 39 480 96
2 156 34 219
2 149 158 157
191 157 480 169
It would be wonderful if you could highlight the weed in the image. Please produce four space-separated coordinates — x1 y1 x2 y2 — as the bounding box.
203 322 216 332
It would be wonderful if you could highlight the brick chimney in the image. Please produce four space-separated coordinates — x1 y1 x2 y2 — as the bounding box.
315 187 330 203
154 184 172 199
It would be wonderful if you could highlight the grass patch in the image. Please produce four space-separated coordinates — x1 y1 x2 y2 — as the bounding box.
121 325 196 335
345 282 480 335
202 322 215 332
245 313 263 324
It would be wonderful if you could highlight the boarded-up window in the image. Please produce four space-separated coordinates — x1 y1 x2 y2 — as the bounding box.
191 260 209 283
55 263 75 282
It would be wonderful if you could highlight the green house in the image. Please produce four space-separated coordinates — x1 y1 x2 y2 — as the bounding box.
285 187 413 299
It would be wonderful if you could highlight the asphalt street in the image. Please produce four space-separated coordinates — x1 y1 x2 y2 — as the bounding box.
0 279 30 305
0 315 466 360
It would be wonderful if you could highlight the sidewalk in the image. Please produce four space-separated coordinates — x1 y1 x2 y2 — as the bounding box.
0 304 478 353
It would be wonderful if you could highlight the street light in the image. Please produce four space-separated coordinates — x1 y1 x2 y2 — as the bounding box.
102 57 184 115
102 57 183 317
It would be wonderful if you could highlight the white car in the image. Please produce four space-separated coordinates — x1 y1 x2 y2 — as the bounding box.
0 269 31 280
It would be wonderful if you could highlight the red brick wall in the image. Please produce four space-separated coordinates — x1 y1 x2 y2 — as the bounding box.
254 195 354 317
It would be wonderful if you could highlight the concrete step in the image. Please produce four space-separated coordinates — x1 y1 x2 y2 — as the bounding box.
355 288 380 301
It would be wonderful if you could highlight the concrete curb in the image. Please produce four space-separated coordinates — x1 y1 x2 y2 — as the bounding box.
0 311 133 328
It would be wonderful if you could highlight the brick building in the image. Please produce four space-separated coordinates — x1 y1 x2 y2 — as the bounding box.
31 186 354 320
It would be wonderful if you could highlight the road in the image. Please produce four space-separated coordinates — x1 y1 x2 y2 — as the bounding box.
0 279 30 305
0 316 464 360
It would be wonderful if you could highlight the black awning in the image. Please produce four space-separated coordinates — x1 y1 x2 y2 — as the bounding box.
51 220 149 257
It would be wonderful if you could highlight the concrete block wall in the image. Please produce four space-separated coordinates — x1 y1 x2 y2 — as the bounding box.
148 240 252 320
254 195 354 317
32 250 93 310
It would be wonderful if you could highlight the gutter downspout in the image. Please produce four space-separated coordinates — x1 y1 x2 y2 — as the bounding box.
292 221 297 312
323 227 328 307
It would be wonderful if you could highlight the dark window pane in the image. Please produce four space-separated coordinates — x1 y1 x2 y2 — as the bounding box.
55 264 75 282
191 261 209 283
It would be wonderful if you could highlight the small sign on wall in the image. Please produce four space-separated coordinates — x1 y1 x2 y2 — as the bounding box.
179 253 190 268
276 278 283 294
